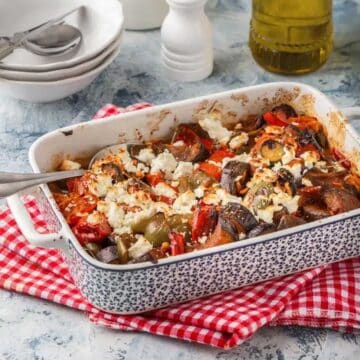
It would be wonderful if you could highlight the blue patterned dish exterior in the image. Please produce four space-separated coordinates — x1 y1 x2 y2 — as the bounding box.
22 82 360 314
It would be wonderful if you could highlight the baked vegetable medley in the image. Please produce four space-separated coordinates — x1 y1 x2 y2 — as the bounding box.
54 104 360 264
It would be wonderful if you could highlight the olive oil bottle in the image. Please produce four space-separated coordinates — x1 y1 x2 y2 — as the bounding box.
249 0 333 75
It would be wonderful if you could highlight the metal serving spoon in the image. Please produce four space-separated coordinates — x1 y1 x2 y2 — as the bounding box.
0 143 146 198
0 23 82 58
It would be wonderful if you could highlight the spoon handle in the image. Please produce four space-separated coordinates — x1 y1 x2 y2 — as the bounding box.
0 169 85 198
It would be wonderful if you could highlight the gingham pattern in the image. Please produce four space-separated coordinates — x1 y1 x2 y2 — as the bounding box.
0 103 359 349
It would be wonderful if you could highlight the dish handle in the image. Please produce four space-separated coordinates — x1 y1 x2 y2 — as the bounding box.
342 107 360 120
7 192 68 252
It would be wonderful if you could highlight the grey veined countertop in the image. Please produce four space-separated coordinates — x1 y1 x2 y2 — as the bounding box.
1 0 360 359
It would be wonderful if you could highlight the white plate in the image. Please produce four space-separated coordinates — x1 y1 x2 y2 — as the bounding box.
0 0 123 72
0 43 121 102
0 30 124 82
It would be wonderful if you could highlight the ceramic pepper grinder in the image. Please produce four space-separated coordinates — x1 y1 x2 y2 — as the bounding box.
161 0 213 82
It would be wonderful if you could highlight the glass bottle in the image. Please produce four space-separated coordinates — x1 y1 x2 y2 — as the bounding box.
249 0 333 75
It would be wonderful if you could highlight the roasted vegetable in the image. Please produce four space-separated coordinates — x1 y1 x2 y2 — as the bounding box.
277 214 306 230
72 216 112 245
204 221 235 248
238 114 264 132
302 203 331 220
220 202 258 234
322 187 360 214
167 142 209 163
191 205 218 242
144 213 170 247
221 161 250 195
169 231 185 256
84 242 101 257
277 168 296 196
131 216 152 233
190 169 216 188
248 223 275 237
303 168 346 188
260 139 284 162
271 104 297 121
263 112 288 127
168 214 191 239
198 162 222 181
172 123 213 151
101 163 124 183
127 144 147 158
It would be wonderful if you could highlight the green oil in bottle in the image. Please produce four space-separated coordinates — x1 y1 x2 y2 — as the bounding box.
249 0 333 75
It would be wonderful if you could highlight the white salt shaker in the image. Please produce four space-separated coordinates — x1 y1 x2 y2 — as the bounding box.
161 0 213 82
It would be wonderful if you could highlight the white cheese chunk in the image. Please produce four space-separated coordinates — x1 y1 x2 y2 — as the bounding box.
257 205 283 224
150 150 178 179
199 117 232 144
136 148 155 165
281 146 296 165
271 191 300 214
154 182 177 199
300 151 321 169
88 174 113 197
128 235 153 259
173 190 197 214
173 161 194 180
229 132 249 150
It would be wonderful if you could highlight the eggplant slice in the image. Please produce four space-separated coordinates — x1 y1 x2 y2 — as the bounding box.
221 161 250 195
167 142 209 163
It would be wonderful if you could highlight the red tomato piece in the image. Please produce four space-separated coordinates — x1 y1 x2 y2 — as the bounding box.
200 138 215 152
169 231 185 256
72 215 112 245
146 173 165 186
198 162 222 181
191 204 218 242
263 112 288 127
66 177 88 196
208 149 235 163
296 143 318 156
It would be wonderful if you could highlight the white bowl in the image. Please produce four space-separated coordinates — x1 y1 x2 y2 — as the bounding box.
0 0 123 72
0 44 121 102
0 30 124 82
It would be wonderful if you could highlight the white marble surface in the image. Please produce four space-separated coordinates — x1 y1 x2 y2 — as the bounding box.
1 0 360 359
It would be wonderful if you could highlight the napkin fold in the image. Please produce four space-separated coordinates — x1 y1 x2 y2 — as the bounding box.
0 103 359 349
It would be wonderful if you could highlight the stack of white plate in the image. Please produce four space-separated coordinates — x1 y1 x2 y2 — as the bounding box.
0 0 124 102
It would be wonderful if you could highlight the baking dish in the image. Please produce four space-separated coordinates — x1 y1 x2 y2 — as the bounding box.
8 82 360 314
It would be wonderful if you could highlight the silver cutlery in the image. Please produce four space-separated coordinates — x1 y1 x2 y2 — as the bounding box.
0 7 83 61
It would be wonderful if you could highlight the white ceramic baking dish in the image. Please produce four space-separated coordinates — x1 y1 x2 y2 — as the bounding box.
8 82 360 314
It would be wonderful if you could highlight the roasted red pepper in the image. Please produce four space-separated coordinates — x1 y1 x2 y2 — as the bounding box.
146 173 165 186
208 149 235 163
72 215 112 245
169 231 185 256
191 204 218 242
173 124 214 152
198 162 222 181
263 112 288 127
296 143 319 156
333 148 351 170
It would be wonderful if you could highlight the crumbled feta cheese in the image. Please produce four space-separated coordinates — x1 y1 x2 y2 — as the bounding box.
222 153 251 168
86 211 102 225
128 235 153 259
271 191 300 214
173 140 185 147
229 132 249 150
281 146 296 165
154 182 177 199
119 149 149 174
199 117 232 144
151 150 178 179
300 151 321 169
106 202 126 229
173 190 197 214
264 126 284 135
256 205 283 224
88 174 113 197
194 186 205 198
302 178 313 187
136 148 155 165
59 159 81 171
173 161 194 180
247 168 277 188
198 236 208 244
273 161 303 180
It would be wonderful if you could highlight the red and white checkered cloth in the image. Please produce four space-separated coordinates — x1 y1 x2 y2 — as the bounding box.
0 103 359 349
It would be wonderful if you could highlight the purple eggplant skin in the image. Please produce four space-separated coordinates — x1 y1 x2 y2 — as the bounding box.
220 202 258 234
220 161 250 195
167 142 209 163
277 215 306 230
248 223 275 238
271 104 297 119
302 203 331 221
127 144 147 159
96 246 120 264
303 167 347 188
322 187 360 214
238 115 264 132
277 168 296 196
